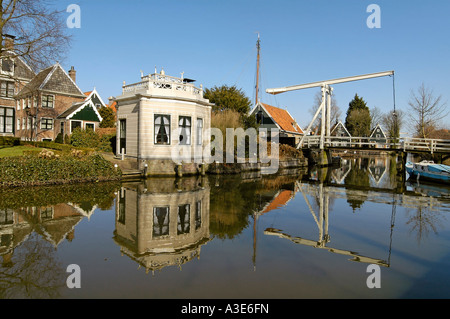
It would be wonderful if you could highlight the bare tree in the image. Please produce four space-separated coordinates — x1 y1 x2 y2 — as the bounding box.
408 83 448 138
309 90 341 134
381 109 404 138
0 0 71 71
370 106 383 129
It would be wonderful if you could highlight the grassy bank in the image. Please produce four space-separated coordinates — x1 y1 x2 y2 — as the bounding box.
0 151 122 187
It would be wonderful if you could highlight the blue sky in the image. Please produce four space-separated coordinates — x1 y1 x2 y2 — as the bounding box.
58 0 449 132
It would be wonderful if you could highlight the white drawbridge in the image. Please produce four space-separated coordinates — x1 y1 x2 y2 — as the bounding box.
266 70 395 149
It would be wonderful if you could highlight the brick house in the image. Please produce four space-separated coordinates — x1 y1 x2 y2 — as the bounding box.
0 35 35 137
14 63 86 141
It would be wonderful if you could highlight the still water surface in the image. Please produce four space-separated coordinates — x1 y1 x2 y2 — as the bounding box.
1 156 450 299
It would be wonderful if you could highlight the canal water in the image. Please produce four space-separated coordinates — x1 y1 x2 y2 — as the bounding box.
1 155 450 299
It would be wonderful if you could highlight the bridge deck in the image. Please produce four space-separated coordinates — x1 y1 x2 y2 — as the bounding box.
300 136 450 155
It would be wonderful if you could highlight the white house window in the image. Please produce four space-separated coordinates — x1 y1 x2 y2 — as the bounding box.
178 116 191 145
85 123 95 130
177 204 190 235
195 200 202 230
197 118 203 145
0 81 14 98
0 107 14 133
17 118 20 130
154 114 170 145
153 207 170 237
22 118 25 130
42 95 54 108
41 118 53 130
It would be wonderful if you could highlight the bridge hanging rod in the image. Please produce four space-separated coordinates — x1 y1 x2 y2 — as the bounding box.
266 70 394 95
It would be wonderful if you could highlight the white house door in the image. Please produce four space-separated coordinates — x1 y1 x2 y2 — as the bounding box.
119 119 126 154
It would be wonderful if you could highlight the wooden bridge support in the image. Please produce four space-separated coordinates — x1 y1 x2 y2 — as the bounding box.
303 148 332 167
394 151 407 193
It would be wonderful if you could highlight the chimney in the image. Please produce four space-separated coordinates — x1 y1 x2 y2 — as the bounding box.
68 66 76 83
3 34 15 51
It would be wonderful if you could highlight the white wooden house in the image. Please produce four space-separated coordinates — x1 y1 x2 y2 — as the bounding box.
114 69 212 176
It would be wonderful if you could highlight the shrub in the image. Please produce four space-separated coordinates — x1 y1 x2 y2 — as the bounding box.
69 128 116 153
70 127 100 148
55 133 64 144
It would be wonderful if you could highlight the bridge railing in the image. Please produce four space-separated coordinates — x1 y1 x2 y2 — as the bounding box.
299 136 450 154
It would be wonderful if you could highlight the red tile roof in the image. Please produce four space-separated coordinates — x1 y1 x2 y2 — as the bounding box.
261 103 303 134
108 101 117 113
262 190 294 214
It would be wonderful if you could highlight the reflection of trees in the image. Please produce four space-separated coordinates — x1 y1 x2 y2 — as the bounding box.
208 174 302 240
405 206 444 245
344 158 370 211
209 176 256 239
0 233 66 299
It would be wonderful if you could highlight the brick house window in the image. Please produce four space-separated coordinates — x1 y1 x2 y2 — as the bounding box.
42 95 54 108
0 107 14 133
70 120 82 132
41 118 53 130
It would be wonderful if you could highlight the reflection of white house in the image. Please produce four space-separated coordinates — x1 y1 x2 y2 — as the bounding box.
114 177 210 274
114 69 213 175
368 157 388 185
331 159 352 183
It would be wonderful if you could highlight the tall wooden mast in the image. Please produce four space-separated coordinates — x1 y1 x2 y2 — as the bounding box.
255 33 261 105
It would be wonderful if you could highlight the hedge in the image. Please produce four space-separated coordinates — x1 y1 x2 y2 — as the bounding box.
0 153 122 187
23 140 95 154
0 136 20 146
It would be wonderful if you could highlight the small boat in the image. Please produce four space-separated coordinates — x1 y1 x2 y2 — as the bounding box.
406 160 450 184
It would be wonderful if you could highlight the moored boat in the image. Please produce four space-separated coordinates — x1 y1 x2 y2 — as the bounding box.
406 160 450 184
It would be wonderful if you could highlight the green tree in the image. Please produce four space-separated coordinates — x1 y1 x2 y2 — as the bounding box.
98 107 116 128
345 94 371 137
204 85 252 114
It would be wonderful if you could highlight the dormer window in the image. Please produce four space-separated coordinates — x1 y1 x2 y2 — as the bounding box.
0 81 14 97
1 58 14 75
256 111 263 124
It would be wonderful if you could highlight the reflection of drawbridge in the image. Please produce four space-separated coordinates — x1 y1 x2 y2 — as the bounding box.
262 181 395 267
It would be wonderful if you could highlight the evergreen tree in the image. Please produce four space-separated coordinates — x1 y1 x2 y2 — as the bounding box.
204 85 252 114
99 107 116 128
345 94 372 136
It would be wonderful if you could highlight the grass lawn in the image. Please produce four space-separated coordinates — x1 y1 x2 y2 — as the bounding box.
0 145 43 158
